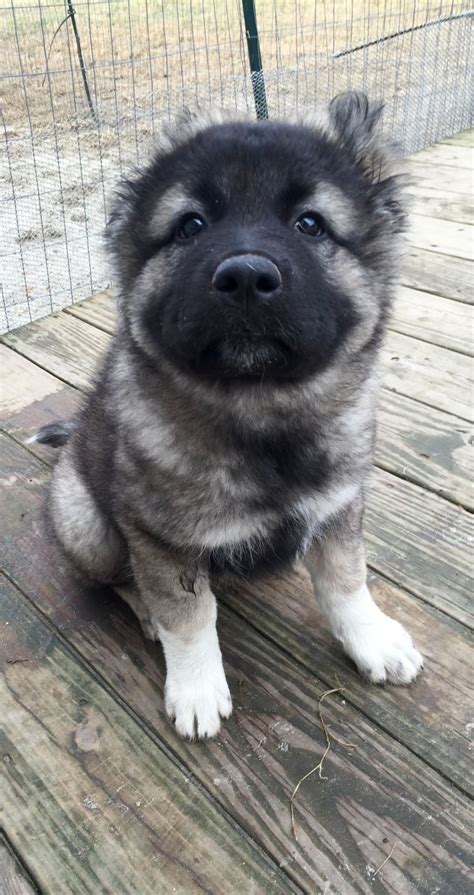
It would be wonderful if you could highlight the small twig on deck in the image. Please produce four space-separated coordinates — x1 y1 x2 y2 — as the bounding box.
372 842 396 878
290 687 357 842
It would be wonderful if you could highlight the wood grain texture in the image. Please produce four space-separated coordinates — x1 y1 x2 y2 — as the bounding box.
412 143 473 169
400 247 473 303
0 575 291 895
66 289 116 333
367 468 473 626
376 390 473 511
407 186 473 224
6 357 469 512
408 160 472 195
389 287 474 355
1 431 472 790
0 838 38 895
407 214 472 260
380 330 474 421
1 442 472 893
2 313 110 389
23 287 473 434
222 565 474 792
0 344 65 415
0 345 82 464
2 351 472 608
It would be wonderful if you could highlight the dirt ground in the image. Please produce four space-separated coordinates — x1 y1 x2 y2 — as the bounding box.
1 0 471 330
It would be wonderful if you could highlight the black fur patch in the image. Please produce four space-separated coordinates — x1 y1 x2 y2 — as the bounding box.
208 513 309 578
107 112 401 385
30 419 77 447
234 425 332 509
44 96 406 596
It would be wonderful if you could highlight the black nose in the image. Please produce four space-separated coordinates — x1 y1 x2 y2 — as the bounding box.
212 254 282 303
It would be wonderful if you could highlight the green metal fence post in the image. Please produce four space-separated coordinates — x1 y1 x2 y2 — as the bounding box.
241 0 268 119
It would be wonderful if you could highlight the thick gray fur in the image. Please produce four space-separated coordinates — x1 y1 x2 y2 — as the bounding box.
37 91 407 670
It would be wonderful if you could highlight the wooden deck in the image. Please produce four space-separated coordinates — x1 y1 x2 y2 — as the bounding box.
1 131 473 895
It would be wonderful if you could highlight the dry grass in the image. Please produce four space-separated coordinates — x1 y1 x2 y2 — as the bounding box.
1 1 470 331
1 0 463 135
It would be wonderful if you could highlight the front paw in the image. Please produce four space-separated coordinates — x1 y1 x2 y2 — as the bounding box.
340 613 423 685
164 659 232 739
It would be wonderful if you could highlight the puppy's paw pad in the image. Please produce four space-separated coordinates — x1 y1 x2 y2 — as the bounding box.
343 615 423 686
165 669 232 739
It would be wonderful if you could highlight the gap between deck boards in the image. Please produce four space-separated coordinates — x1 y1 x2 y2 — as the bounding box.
3 301 473 509
1 573 298 895
1 427 473 891
0 410 472 796
2 566 472 894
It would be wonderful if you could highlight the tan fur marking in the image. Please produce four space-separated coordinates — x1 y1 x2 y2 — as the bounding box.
149 186 203 241
301 183 358 241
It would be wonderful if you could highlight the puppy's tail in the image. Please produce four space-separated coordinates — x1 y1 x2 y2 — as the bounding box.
25 419 78 448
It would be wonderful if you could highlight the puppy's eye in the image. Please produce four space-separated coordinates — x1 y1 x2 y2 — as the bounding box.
295 212 326 238
176 214 207 241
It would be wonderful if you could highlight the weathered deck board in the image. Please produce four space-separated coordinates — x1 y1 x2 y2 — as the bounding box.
0 344 68 416
379 331 473 422
1 440 472 894
3 313 109 389
1 413 472 793
407 160 472 195
408 214 472 260
0 574 291 895
375 390 473 511
3 342 473 610
412 143 472 169
66 289 116 333
401 248 473 303
7 294 473 428
389 287 473 355
223 565 474 783
7 342 471 512
407 187 473 224
0 836 38 895
367 469 473 626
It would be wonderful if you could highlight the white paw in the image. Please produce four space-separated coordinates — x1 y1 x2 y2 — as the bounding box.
165 665 232 739
340 612 423 684
159 619 232 739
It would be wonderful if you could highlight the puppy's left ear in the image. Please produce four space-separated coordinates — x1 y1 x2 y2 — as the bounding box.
328 90 394 182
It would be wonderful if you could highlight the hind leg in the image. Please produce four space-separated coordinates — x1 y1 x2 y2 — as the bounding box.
115 585 157 639
49 447 126 584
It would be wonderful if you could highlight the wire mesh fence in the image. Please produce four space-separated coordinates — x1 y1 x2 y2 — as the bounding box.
1 1 472 332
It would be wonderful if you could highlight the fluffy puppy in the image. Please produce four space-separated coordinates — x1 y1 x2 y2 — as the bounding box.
33 92 423 738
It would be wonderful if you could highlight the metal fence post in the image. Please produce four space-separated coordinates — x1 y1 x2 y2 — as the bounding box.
241 0 268 119
66 0 97 124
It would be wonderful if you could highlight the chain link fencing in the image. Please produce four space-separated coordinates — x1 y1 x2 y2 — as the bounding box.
1 1 472 331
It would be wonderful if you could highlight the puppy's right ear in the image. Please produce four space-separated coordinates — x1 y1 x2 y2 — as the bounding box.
328 90 393 182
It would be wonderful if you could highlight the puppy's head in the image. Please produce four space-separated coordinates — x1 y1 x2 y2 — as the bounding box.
107 92 405 384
